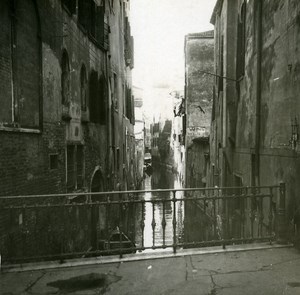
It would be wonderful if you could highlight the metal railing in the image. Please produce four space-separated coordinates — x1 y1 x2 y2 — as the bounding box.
0 184 286 265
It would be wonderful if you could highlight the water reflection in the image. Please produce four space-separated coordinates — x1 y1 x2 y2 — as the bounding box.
136 169 184 250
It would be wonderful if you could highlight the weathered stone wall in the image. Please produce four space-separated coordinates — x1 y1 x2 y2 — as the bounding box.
211 0 300 226
0 0 136 196
0 0 136 261
184 32 214 188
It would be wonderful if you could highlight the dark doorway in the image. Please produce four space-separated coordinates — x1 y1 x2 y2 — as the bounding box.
90 170 104 249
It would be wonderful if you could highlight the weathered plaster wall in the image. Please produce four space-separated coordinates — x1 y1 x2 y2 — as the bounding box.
184 32 214 188
212 0 300 223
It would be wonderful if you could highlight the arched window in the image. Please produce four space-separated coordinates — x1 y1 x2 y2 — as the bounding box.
61 50 70 105
80 65 87 111
0 0 41 129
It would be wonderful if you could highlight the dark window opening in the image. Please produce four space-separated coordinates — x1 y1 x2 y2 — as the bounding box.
89 70 99 122
124 17 134 69
49 154 58 170
0 0 41 129
80 64 87 111
117 148 120 169
99 76 107 125
76 145 84 189
218 35 224 93
96 4 109 50
111 102 115 146
67 145 75 190
62 0 76 14
90 1 96 38
113 73 118 109
67 144 84 191
89 71 106 124
237 1 246 79
125 86 134 123
61 50 70 105
123 144 126 164
78 0 89 31
78 0 101 41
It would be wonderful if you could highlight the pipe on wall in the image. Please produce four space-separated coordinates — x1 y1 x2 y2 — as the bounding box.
255 0 263 186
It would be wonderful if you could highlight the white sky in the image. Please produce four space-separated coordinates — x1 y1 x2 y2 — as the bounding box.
130 0 217 119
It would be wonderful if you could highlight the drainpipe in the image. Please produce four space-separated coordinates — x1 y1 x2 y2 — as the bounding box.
105 52 111 191
255 0 262 187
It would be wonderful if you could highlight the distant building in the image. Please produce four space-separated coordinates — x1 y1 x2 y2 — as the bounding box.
133 86 145 188
171 90 185 183
184 31 214 188
151 122 160 163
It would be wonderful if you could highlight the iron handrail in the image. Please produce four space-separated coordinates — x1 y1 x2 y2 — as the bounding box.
0 184 285 265
0 185 280 200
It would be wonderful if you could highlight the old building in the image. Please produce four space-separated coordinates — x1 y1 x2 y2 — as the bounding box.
133 86 145 188
0 0 135 197
184 31 214 188
171 90 185 183
210 0 300 229
0 0 136 259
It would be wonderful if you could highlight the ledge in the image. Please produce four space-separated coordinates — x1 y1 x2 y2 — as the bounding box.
0 126 41 134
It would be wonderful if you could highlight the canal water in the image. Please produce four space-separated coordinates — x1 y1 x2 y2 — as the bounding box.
135 168 185 251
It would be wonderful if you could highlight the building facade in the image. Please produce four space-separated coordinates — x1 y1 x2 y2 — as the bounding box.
0 0 136 260
0 0 135 197
210 0 300 228
133 86 145 188
184 31 214 188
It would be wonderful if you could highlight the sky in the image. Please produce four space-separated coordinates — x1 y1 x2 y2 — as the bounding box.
130 0 217 120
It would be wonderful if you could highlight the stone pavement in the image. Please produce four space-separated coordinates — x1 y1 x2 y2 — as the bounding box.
1 245 300 295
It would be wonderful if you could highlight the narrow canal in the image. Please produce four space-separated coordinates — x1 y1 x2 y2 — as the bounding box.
135 168 185 251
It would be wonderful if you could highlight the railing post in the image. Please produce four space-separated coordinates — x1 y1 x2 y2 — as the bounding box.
172 190 177 254
119 190 123 258
277 182 287 243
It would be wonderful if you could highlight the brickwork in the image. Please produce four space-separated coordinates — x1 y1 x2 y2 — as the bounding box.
0 1 13 124
0 0 136 261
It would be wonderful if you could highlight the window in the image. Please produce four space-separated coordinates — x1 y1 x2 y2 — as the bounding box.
90 1 96 38
78 0 89 31
218 35 224 93
66 145 84 191
78 0 96 38
0 0 41 129
80 65 87 111
62 0 76 14
96 4 109 50
76 145 84 189
61 50 71 105
98 75 107 124
236 2 246 79
125 86 133 122
89 70 98 122
124 17 134 69
67 145 75 190
117 148 120 169
113 73 118 109
89 71 107 124
49 154 58 170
